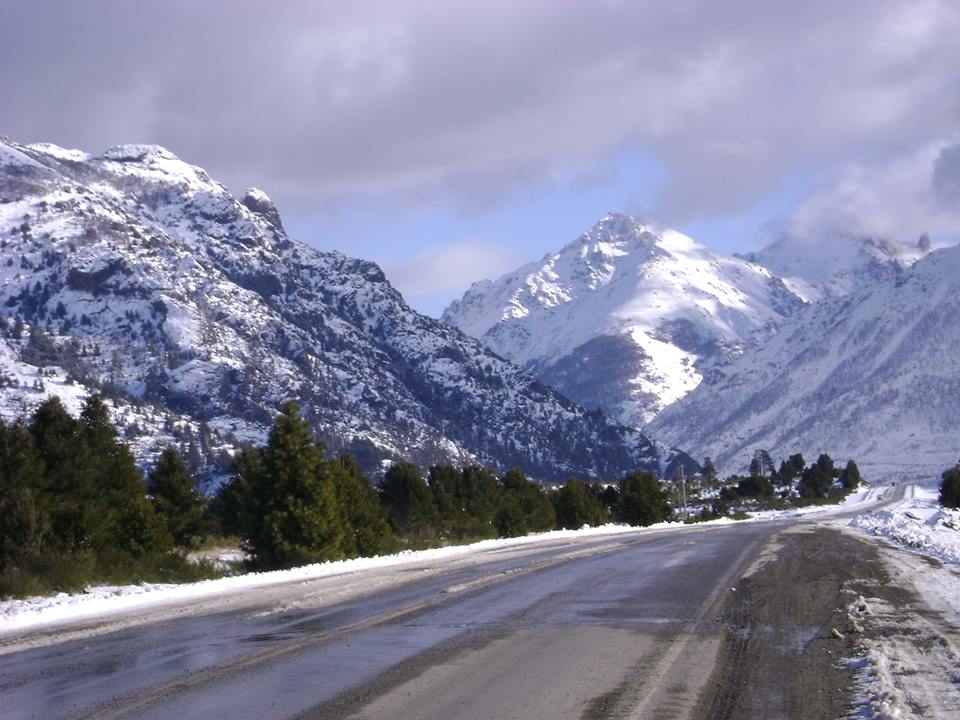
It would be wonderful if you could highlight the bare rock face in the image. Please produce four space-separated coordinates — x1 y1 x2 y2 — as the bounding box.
242 188 283 231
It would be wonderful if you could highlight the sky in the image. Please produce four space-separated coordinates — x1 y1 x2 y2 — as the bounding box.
2 1 959 315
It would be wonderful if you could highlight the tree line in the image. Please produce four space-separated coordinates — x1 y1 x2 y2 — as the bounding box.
210 401 674 569
0 398 675 595
0 395 210 597
690 450 861 515
2 394 872 598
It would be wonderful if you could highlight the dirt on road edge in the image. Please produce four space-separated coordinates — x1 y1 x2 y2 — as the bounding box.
691 526 917 720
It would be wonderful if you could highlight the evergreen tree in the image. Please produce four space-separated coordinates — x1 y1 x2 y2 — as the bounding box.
380 462 439 543
757 450 775 479
148 446 207 549
112 494 174 558
246 401 345 568
209 446 262 538
553 478 605 529
456 465 501 539
79 395 164 554
29 396 93 552
500 468 555 534
331 455 393 557
493 493 527 537
615 470 674 527
777 459 798 489
788 453 806 475
940 463 960 509
839 459 862 490
799 453 835 499
428 464 463 535
0 420 48 570
702 457 718 492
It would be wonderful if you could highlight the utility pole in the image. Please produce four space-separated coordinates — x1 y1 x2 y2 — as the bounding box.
678 464 688 519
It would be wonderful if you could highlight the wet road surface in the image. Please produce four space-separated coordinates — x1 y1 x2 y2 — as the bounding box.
1 522 782 720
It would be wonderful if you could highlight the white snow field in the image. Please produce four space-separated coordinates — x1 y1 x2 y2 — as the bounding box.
850 484 960 566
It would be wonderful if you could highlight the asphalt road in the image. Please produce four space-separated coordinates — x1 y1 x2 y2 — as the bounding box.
1 520 787 720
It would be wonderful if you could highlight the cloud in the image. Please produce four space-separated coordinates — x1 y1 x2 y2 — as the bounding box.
2 1 960 227
770 138 960 246
932 143 960 207
379 239 521 309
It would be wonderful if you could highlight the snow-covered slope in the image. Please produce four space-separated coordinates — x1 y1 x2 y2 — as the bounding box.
745 232 932 300
0 139 685 484
647 246 960 480
443 214 804 427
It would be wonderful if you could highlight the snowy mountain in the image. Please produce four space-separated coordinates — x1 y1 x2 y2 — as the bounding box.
442 214 804 427
0 139 685 484
743 231 932 301
646 245 960 480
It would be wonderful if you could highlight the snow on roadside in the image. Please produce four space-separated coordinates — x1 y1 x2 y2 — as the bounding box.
0 487 887 637
849 485 960 565
0 523 679 635
843 484 960 719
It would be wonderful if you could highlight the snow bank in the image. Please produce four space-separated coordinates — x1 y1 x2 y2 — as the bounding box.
0 523 664 634
0 487 890 636
850 485 960 565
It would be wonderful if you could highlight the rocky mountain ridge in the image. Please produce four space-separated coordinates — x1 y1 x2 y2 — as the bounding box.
0 139 686 485
646 244 960 479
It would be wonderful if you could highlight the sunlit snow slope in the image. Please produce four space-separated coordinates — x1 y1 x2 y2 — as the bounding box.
443 214 804 427
647 246 960 479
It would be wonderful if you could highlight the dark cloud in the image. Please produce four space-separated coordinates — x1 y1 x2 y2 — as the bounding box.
933 143 960 206
2 0 959 226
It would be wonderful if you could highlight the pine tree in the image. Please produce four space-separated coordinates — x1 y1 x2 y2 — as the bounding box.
940 464 960 509
246 401 346 568
799 453 835 499
0 420 48 570
702 457 718 492
840 459 862 490
331 455 393 557
210 445 263 538
29 396 93 552
428 464 463 535
500 468 555 534
777 459 798 489
79 395 173 557
380 461 439 543
455 465 501 539
148 446 207 549
553 478 605 529
615 470 674 527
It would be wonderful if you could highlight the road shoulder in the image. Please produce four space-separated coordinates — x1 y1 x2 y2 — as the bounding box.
691 524 960 720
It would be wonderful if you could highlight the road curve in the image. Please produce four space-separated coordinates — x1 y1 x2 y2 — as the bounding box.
1 520 788 720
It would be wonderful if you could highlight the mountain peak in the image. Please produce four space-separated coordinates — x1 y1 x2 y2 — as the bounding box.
101 144 181 163
242 187 283 230
443 214 804 427
752 231 933 298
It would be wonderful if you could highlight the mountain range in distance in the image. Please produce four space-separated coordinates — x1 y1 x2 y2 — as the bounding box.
443 212 953 480
1 135 954 485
